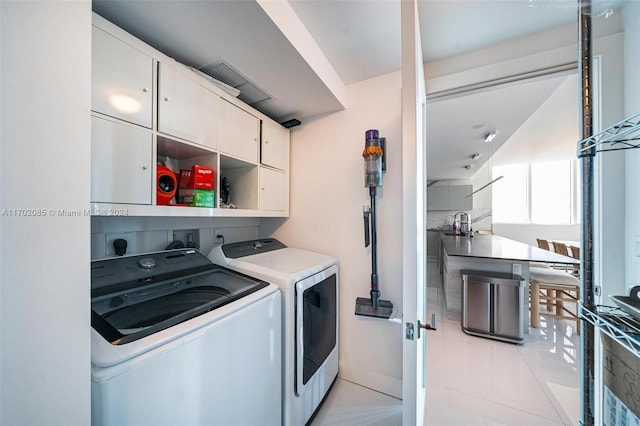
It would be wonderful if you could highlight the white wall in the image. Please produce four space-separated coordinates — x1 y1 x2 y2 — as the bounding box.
91 216 259 259
624 1 640 291
0 2 91 424
260 71 404 398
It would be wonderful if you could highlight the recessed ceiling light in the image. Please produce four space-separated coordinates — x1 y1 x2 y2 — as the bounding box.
464 164 472 170
484 131 496 143
471 153 481 160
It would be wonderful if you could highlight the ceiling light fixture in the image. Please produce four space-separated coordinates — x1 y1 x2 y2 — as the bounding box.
471 153 481 160
463 164 472 170
484 131 496 143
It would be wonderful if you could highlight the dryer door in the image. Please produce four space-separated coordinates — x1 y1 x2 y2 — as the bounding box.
295 264 338 396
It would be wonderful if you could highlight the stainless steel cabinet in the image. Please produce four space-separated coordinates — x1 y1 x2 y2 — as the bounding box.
461 270 525 344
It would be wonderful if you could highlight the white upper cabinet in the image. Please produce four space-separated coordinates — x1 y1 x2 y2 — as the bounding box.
427 186 448 210
219 99 259 163
448 185 473 210
259 167 288 212
91 116 153 205
157 62 219 149
91 26 153 128
261 120 289 171
427 185 473 211
91 14 290 217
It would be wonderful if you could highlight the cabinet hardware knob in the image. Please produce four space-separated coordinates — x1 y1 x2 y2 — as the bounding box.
164 97 170 101
142 88 149 93
261 187 265 190
265 140 269 144
142 166 148 170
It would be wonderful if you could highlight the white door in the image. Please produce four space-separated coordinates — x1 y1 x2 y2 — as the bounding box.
261 120 290 171
91 26 153 128
157 62 219 148
91 116 153 205
259 167 288 212
401 0 427 424
219 99 259 163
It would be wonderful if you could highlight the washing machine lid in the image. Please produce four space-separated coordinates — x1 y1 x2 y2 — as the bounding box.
91 249 269 345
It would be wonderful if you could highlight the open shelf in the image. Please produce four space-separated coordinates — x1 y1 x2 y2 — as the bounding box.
577 112 640 155
581 304 640 357
219 154 258 210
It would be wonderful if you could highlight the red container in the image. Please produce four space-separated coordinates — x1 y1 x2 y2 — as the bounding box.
157 165 177 205
179 165 215 190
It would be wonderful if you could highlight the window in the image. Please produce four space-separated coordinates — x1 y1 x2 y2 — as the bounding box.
531 161 572 224
492 160 577 224
492 164 528 223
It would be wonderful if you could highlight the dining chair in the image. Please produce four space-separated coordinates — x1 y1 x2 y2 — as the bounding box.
536 238 551 251
570 245 580 259
570 245 581 277
552 241 570 257
529 266 580 334
550 241 576 273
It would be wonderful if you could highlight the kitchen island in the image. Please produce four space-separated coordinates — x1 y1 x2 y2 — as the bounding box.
439 233 579 331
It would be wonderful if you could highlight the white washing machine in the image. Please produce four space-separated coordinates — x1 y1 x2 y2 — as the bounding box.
91 248 281 426
209 238 339 426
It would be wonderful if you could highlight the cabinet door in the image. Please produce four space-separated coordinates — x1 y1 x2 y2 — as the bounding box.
92 26 153 128
91 116 153 204
448 185 473 210
261 120 289 171
427 186 448 210
219 99 259 163
259 167 288 211
158 62 219 148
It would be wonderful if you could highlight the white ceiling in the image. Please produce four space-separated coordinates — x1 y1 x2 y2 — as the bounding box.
425 72 578 180
92 0 625 180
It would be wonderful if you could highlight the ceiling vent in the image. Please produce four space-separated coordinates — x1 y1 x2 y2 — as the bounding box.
199 61 272 107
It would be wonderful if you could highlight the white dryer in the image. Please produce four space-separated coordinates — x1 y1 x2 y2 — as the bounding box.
209 239 339 426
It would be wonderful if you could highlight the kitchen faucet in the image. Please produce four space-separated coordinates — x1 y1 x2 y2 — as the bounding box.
453 212 471 236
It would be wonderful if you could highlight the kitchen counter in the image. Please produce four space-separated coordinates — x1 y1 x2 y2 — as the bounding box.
438 233 578 328
441 234 579 265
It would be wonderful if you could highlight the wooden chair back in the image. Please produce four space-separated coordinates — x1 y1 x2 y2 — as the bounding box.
570 245 580 260
536 238 550 251
552 241 570 257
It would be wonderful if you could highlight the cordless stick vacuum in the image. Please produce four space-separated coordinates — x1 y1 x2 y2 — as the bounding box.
355 129 394 319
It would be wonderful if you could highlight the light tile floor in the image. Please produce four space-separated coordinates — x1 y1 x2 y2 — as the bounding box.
312 261 580 425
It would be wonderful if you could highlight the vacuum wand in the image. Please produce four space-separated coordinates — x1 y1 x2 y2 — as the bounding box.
369 186 380 309
355 129 393 319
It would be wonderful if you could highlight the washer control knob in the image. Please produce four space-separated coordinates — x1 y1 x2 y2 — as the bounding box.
138 258 157 269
